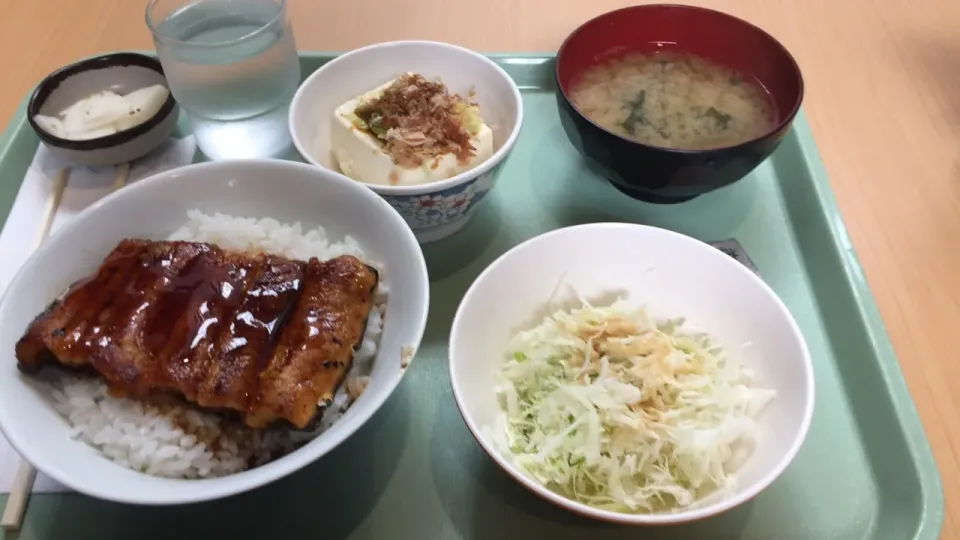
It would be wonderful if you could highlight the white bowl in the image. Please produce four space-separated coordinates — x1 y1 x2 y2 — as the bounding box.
289 40 524 244
449 223 814 525
0 160 429 504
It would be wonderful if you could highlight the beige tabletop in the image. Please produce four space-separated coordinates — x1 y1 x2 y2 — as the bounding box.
0 0 957 536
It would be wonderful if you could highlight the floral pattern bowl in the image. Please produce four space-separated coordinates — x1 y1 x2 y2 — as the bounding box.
289 41 524 244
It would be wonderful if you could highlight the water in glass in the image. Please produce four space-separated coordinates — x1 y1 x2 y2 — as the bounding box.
149 0 300 160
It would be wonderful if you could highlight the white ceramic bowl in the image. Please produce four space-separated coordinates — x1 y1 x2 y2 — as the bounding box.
449 223 814 525
0 160 429 504
289 40 524 244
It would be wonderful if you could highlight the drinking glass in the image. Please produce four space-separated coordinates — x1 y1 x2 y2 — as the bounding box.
146 0 300 160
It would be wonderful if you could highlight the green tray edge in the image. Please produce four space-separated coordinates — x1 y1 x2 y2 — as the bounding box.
782 111 944 537
0 49 944 538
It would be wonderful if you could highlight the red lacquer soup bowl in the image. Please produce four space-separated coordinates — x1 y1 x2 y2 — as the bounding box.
556 4 804 203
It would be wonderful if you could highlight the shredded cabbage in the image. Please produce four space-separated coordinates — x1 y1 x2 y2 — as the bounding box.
492 299 776 513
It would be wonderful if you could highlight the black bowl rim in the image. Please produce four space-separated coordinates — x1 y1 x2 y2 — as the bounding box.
555 3 806 156
27 52 178 151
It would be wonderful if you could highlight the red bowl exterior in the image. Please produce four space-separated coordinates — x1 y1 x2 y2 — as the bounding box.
555 4 804 203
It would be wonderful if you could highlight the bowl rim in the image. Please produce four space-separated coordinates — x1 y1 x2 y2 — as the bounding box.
0 159 431 505
289 40 525 197
555 3 805 155
448 222 816 525
27 52 178 152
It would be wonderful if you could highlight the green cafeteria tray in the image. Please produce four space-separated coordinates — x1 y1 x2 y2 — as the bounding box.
0 52 944 540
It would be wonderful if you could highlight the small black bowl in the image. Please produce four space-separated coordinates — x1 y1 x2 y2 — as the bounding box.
556 4 804 204
27 52 179 167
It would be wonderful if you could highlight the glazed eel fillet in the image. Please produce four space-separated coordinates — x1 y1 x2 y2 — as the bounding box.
14 239 379 430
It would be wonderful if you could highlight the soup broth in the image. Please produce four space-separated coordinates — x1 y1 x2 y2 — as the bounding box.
569 51 777 150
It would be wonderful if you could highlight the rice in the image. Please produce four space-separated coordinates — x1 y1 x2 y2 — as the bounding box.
45 210 387 479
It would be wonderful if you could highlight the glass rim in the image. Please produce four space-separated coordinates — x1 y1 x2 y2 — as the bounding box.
145 0 287 48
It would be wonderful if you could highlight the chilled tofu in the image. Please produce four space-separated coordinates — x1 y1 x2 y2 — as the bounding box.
330 74 495 187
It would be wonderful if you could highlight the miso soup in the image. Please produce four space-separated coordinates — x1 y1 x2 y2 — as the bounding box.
569 51 777 150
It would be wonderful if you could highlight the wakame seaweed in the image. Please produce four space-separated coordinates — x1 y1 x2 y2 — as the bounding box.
621 90 647 135
705 107 733 130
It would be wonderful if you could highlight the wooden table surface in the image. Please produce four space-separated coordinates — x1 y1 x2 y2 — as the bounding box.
0 0 957 536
